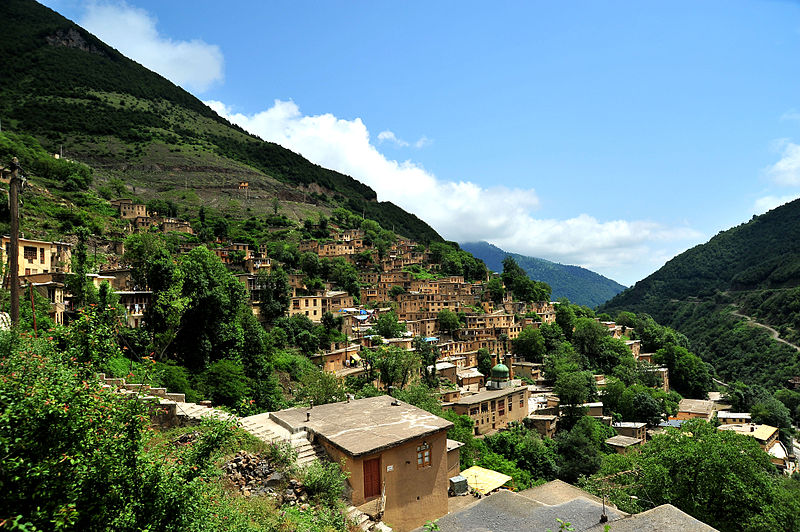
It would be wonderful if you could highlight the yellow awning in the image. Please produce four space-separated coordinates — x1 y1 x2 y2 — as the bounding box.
459 466 513 495
350 353 362 362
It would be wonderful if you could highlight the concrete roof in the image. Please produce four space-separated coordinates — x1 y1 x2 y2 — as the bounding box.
717 412 751 419
606 435 643 447
270 395 452 457
677 399 715 414
447 439 465 452
718 423 778 442
519 480 608 507
420 490 623 532
613 421 646 429
452 386 525 405
585 504 718 531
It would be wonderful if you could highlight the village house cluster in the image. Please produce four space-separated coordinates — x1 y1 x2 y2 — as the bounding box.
4 212 795 531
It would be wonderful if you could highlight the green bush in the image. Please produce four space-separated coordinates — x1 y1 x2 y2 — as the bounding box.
197 359 251 408
302 459 350 506
0 333 241 531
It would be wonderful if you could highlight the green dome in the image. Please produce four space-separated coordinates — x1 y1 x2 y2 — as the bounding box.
491 363 510 380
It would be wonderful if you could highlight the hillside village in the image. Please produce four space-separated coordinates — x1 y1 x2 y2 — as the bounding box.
2 0 800 527
2 179 798 531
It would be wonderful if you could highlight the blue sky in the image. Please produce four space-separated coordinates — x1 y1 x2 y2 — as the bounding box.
41 1 800 285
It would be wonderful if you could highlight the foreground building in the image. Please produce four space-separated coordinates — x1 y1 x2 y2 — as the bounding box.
271 396 452 531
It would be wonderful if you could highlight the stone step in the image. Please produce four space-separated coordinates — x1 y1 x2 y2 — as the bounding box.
353 512 370 528
296 448 319 460
165 393 185 402
373 522 392 532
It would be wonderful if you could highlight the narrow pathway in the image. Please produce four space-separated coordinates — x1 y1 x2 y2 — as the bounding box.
729 309 800 352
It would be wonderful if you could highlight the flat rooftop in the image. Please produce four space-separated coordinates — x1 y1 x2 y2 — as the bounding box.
718 423 778 442
678 399 714 414
452 385 526 405
585 504 717 531
421 490 623 532
271 395 452 457
606 435 643 447
613 421 646 429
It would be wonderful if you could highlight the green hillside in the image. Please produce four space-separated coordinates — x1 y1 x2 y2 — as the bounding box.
461 241 627 307
0 0 441 243
601 199 800 389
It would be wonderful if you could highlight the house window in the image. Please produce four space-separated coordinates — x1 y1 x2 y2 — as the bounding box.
491 400 496 411
520 396 524 408
470 407 479 416
417 442 431 469
24 246 37 263
508 398 513 412
39 248 45 263
481 402 488 413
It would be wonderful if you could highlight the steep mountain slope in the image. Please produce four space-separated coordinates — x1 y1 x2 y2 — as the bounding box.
601 199 800 388
0 0 441 243
461 241 626 307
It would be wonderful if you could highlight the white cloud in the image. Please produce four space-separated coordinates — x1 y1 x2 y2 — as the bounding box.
414 135 432 148
764 139 800 186
80 1 223 92
377 130 409 147
377 130 431 149
753 194 800 214
205 99 700 284
780 109 800 122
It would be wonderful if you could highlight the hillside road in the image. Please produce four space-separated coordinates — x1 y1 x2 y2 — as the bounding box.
729 309 800 352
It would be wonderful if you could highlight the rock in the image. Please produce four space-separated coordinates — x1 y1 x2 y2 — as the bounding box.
266 472 285 487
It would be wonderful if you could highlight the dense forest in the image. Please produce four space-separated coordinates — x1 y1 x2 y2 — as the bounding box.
461 241 627 307
602 199 800 389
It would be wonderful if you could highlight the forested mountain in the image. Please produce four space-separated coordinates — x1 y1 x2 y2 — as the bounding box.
461 241 626 307
601 199 800 388
0 0 441 243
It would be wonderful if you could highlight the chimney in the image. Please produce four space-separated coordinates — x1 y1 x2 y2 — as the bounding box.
491 355 498 368
505 354 514 379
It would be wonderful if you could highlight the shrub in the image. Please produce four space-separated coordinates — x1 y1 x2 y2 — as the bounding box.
302 459 350 506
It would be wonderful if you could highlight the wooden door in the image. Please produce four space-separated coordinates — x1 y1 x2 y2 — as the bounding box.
363 457 381 498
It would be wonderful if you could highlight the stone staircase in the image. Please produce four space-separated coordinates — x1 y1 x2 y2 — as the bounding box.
346 505 393 532
97 373 325 464
238 412 328 465
98 373 392 531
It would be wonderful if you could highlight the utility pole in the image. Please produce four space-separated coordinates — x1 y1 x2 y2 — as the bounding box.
8 157 21 327
28 282 37 337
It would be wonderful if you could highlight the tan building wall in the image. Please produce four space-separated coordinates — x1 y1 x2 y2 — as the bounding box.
2 237 71 277
319 430 449 532
451 387 530 435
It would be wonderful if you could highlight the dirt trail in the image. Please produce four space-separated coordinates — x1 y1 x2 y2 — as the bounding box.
730 309 800 352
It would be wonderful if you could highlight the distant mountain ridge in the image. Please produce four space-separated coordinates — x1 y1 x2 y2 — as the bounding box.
460 241 627 307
